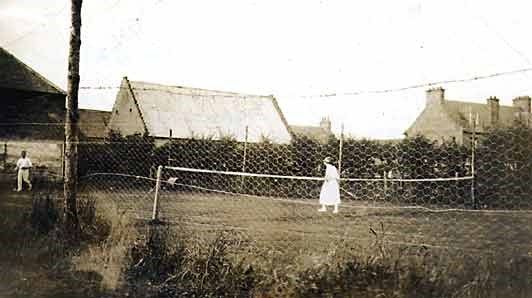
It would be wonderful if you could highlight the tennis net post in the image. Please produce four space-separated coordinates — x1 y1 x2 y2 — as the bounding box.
151 165 163 223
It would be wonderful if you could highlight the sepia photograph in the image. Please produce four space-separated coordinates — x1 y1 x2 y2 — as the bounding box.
1 0 532 297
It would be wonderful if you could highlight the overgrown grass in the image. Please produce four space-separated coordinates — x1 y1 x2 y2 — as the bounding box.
1 194 107 264
0 191 116 297
3 191 532 298
120 227 256 298
110 223 532 298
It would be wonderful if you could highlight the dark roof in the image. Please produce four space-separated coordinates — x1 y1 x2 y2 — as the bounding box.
290 125 333 142
443 100 517 132
79 109 111 139
0 47 65 95
122 78 293 143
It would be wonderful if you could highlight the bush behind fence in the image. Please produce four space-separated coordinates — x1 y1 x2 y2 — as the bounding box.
77 126 532 209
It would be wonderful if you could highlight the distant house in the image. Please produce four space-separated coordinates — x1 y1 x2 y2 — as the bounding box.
78 109 111 141
107 77 293 145
290 117 334 142
405 87 531 145
0 47 66 175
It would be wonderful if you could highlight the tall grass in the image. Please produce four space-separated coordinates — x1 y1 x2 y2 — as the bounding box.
4 192 532 297
109 222 532 298
121 227 256 298
0 192 116 297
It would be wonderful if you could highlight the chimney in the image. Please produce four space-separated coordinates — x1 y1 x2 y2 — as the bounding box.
487 96 499 125
319 117 331 132
426 87 445 106
513 96 531 113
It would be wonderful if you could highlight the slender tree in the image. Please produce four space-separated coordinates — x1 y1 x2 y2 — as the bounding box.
64 0 83 236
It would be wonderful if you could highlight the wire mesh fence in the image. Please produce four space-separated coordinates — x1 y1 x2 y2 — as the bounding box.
3 122 532 259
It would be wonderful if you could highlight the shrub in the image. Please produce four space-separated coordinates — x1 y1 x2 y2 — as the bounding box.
123 229 256 298
78 131 155 177
29 193 60 234
476 124 532 209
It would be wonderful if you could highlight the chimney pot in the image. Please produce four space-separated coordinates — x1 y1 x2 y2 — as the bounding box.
487 96 500 125
513 96 531 113
426 87 445 106
319 117 332 131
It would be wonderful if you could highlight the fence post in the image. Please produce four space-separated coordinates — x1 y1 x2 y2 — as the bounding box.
338 123 344 175
61 142 65 179
383 170 388 199
241 125 249 192
152 165 163 222
168 129 173 166
2 143 6 170
470 112 477 209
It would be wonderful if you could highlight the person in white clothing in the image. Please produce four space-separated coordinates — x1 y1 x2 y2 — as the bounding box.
14 150 32 192
318 157 340 213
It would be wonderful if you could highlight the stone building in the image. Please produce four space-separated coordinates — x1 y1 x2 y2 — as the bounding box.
405 87 531 145
107 77 293 145
290 117 335 143
0 47 66 176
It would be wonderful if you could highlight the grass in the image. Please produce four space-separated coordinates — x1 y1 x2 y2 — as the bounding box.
0 182 118 298
84 187 532 297
2 181 532 297
88 187 532 257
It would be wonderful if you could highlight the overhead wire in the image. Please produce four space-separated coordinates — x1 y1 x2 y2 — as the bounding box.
74 66 532 99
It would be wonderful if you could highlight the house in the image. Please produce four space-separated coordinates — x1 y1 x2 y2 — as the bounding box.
290 117 335 143
405 87 531 145
107 77 293 145
78 109 111 141
0 47 66 175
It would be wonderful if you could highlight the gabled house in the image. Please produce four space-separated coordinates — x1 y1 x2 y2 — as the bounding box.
0 47 66 175
107 77 293 145
405 87 531 145
290 117 335 143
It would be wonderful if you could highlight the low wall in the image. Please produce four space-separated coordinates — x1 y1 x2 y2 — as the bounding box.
1 140 64 177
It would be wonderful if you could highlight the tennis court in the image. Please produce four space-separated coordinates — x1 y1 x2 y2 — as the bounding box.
88 184 532 259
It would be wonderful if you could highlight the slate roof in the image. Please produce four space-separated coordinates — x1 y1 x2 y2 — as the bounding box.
0 47 65 95
125 79 293 143
442 100 517 132
78 109 111 139
405 96 523 137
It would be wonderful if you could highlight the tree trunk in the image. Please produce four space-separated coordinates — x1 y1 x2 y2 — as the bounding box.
64 0 83 237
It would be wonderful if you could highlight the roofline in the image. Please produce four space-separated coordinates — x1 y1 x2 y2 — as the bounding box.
404 105 428 135
124 77 150 135
0 46 66 95
404 98 517 135
127 79 273 98
445 99 515 109
123 76 294 140
269 95 295 139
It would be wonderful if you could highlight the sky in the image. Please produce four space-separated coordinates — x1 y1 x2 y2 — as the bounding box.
1 0 532 139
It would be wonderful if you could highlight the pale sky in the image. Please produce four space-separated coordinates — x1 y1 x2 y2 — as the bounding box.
1 0 531 139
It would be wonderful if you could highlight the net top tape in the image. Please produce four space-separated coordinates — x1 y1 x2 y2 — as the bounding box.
164 166 474 182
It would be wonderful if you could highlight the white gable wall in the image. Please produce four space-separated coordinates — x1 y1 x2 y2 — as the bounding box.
107 80 147 137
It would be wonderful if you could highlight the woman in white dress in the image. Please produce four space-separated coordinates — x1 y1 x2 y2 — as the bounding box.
319 157 340 213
